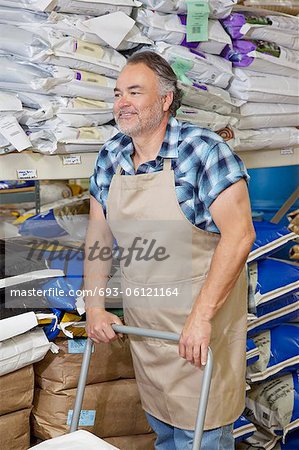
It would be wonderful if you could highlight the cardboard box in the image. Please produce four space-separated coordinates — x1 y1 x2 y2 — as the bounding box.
35 337 135 392
0 365 34 415
32 379 151 440
0 408 31 450
105 433 156 450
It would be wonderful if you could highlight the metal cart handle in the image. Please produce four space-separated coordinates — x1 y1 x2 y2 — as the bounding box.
70 325 213 450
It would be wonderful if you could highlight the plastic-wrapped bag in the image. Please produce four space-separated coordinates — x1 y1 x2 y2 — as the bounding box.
0 7 152 51
248 258 299 308
0 0 138 16
247 291 299 337
229 69 299 104
230 127 299 152
180 81 233 114
155 42 233 89
26 124 118 154
245 371 299 440
176 106 236 131
246 337 260 367
247 324 299 382
137 0 237 18
0 24 126 77
136 9 231 55
0 91 22 112
233 415 257 443
221 40 298 78
235 102 299 130
248 221 297 263
221 12 299 50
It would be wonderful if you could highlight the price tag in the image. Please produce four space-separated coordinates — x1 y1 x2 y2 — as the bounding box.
17 169 37 180
186 1 209 43
0 116 31 151
63 155 82 165
280 148 294 155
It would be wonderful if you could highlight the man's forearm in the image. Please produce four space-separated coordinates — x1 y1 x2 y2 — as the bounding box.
193 232 254 320
84 225 113 309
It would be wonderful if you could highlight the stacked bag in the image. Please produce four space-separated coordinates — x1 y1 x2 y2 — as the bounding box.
234 218 299 449
0 312 56 450
32 336 156 449
0 0 152 154
219 8 299 151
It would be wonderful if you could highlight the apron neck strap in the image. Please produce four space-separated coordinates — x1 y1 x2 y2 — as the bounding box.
163 158 172 171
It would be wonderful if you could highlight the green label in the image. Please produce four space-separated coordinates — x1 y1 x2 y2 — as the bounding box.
186 0 209 43
171 57 193 85
256 40 281 58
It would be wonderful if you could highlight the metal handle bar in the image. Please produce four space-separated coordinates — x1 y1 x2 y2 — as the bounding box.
70 325 213 450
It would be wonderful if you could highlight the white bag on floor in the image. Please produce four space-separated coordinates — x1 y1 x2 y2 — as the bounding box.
30 430 119 449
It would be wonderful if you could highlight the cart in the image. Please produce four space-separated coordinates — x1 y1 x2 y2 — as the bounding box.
31 324 213 450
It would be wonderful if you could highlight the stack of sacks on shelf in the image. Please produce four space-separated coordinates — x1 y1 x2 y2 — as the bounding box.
134 1 244 138
0 1 152 154
219 8 299 151
32 336 156 449
0 312 56 450
234 220 299 449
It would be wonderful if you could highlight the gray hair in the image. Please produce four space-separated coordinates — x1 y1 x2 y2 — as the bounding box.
127 51 183 116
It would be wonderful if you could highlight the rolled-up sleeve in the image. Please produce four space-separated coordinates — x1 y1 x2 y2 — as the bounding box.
199 141 250 210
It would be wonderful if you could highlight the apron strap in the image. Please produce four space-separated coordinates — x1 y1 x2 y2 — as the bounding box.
163 158 172 171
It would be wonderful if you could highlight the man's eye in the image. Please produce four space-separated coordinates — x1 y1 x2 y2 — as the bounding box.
131 92 140 95
114 93 121 98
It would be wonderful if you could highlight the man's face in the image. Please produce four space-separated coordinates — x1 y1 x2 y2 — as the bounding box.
113 62 168 137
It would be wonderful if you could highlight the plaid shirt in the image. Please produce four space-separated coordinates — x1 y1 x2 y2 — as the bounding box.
90 117 249 233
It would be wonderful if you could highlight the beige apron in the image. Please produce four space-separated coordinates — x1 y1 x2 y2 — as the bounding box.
106 158 247 430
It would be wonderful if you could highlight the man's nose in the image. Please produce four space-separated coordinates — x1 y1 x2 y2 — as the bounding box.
116 95 131 108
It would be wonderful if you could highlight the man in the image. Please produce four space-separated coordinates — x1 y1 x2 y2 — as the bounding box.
85 51 255 450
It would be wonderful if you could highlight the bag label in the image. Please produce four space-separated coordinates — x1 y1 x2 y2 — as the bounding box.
67 410 96 426
68 338 91 353
186 1 209 43
171 57 193 85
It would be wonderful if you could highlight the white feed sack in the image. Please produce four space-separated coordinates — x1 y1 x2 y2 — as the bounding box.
229 69 299 104
234 103 299 130
0 7 152 51
0 57 116 101
176 106 237 131
229 127 299 152
0 25 126 78
27 124 118 154
179 82 234 115
245 372 299 440
0 91 22 112
138 0 237 18
221 11 299 50
0 0 138 16
0 328 56 377
155 42 233 89
221 40 299 79
136 9 232 55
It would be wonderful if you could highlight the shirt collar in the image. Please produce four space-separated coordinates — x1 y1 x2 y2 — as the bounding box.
115 116 181 173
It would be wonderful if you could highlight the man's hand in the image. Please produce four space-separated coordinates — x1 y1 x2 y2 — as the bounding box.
86 307 123 344
179 311 211 368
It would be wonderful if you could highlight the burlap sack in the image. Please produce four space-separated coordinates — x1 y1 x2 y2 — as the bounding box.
34 337 135 392
32 379 151 440
105 433 156 450
0 365 34 415
0 408 31 450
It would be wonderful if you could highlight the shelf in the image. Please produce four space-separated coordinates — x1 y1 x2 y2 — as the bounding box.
0 147 298 180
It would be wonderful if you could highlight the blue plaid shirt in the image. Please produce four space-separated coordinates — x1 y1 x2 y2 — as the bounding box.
90 117 249 233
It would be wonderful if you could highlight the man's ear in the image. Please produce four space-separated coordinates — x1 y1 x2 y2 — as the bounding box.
162 91 174 112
